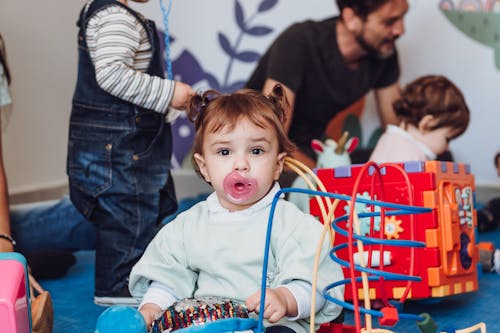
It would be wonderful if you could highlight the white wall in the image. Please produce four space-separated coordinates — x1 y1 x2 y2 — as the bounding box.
0 0 86 194
1 0 499 196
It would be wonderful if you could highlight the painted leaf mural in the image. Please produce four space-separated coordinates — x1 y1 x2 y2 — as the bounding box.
440 0 500 69
159 0 279 168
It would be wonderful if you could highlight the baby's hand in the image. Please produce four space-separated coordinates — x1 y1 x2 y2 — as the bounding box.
139 303 163 329
245 287 295 323
170 81 194 110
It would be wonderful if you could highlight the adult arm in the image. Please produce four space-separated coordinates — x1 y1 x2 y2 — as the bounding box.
373 81 401 127
0 126 12 253
0 123 44 293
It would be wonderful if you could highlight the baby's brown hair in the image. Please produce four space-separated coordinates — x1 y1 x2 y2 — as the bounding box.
394 75 470 139
187 85 296 177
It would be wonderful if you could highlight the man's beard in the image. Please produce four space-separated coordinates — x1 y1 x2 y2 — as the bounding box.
355 30 396 60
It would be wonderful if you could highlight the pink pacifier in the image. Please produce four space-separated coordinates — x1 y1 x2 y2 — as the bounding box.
223 171 258 204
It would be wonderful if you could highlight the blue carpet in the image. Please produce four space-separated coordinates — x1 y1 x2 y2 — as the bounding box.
41 251 104 333
40 229 500 333
40 194 212 333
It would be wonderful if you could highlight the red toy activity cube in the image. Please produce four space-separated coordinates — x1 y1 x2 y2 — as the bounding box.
310 161 479 302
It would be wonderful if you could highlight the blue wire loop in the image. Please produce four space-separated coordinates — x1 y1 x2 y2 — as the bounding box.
257 187 433 332
159 0 173 79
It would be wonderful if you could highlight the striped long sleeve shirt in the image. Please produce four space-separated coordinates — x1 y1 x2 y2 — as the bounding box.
85 2 175 115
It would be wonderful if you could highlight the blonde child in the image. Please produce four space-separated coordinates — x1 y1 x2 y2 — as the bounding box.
129 86 344 333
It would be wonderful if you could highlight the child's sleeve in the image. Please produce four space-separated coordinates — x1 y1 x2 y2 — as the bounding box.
139 281 178 310
129 217 199 301
274 203 344 324
280 280 326 320
88 7 175 114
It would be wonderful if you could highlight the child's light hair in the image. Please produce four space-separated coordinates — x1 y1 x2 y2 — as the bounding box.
394 75 470 139
187 85 296 177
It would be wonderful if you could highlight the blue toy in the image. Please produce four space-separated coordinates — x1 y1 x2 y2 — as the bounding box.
95 306 146 333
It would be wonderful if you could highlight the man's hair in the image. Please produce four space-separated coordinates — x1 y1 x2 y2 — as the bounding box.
336 0 393 19
393 75 470 139
187 85 296 178
495 151 500 169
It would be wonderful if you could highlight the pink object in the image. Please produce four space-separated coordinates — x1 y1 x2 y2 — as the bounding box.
0 253 31 333
223 171 257 203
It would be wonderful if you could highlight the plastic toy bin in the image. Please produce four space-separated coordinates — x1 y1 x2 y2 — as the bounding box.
0 252 31 333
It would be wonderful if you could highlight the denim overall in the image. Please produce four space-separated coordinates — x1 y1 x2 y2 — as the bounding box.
68 0 178 297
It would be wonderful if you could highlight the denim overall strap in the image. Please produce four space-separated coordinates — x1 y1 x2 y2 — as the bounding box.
68 0 177 297
72 0 159 106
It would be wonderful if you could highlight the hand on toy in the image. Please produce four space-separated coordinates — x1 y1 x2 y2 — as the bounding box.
139 302 162 329
170 81 194 110
245 287 297 323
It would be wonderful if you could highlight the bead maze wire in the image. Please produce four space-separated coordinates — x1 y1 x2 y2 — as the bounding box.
255 157 487 333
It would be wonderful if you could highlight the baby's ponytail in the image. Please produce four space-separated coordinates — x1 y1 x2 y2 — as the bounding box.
265 84 289 126
187 90 221 129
